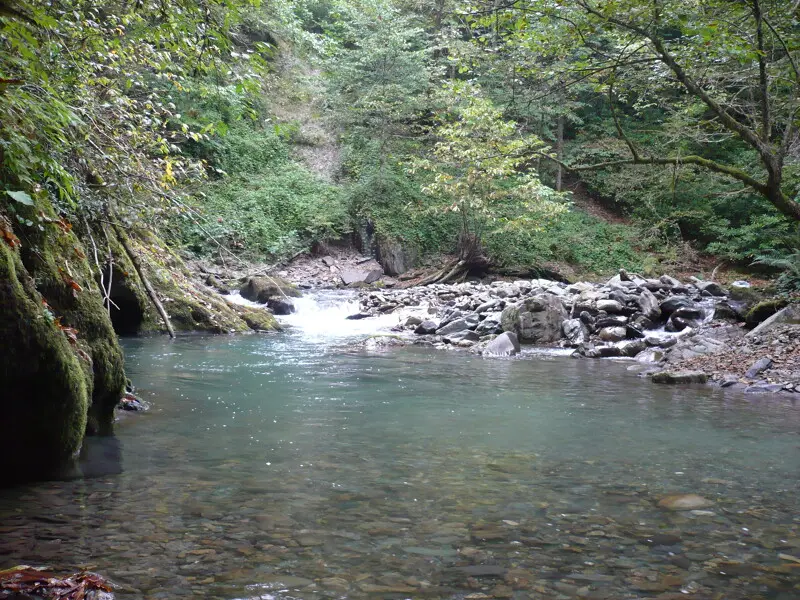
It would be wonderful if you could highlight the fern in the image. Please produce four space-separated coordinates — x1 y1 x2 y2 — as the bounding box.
752 250 800 292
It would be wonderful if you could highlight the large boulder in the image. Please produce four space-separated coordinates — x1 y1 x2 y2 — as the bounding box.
483 332 521 357
376 237 418 276
340 267 384 286
1 205 125 481
745 301 796 332
241 276 301 303
501 294 567 343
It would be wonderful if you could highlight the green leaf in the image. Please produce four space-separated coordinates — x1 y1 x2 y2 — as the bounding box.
6 190 34 206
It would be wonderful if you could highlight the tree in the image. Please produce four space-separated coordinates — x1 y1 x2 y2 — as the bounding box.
459 0 800 221
410 81 565 281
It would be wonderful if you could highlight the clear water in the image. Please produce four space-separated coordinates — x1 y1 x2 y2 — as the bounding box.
1 296 799 599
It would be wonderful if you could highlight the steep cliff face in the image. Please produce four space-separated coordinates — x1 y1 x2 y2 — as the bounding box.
0 203 125 480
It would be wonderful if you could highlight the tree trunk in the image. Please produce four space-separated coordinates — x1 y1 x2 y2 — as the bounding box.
556 115 564 192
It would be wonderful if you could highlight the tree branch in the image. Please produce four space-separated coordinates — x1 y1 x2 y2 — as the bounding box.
575 0 772 162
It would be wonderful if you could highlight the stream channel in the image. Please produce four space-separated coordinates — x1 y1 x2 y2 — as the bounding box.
1 291 799 599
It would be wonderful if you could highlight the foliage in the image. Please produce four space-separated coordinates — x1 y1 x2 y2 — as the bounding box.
484 208 645 275
753 249 800 293
0 0 271 226
457 0 800 221
409 81 567 257
175 125 348 259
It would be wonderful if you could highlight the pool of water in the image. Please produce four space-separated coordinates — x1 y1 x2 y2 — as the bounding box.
1 304 799 599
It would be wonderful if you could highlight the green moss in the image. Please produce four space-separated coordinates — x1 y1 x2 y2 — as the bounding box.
14 201 126 436
230 304 281 331
745 298 789 325
124 229 280 333
0 234 89 480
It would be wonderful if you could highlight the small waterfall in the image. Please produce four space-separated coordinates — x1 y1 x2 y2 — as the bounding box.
282 290 405 339
227 289 406 340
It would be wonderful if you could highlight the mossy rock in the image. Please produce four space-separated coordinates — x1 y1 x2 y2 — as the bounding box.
121 229 267 334
728 285 762 305
0 221 90 480
745 298 789 326
240 276 302 303
230 304 281 331
13 201 125 438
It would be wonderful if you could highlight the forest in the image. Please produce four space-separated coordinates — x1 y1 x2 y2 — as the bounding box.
2 0 799 284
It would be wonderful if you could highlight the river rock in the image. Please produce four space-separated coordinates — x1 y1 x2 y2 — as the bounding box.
672 305 704 320
582 344 623 358
483 332 520 357
645 333 677 348
635 349 664 364
475 312 502 335
660 297 693 316
341 267 384 286
464 313 481 329
597 299 624 314
475 299 501 313
651 370 708 384
444 330 480 344
437 319 468 336
598 326 627 342
501 294 566 343
596 315 628 329
267 298 295 315
657 494 714 510
562 318 589 346
745 357 773 378
660 274 681 287
692 278 728 297
240 276 301 303
414 320 438 334
667 316 698 332
617 339 646 357
638 288 661 321
746 304 800 337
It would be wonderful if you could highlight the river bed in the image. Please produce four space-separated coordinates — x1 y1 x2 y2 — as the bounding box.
1 295 799 599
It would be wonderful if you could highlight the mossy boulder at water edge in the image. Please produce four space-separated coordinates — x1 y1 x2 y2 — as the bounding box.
0 213 123 480
241 276 302 302
112 229 280 334
745 298 789 326
11 203 126 436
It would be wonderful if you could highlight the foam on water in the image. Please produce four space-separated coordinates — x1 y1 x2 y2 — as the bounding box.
280 289 410 339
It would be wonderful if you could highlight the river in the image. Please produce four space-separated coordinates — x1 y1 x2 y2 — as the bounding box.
1 292 799 599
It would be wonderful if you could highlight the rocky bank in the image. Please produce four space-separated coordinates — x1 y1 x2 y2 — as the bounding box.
344 268 800 394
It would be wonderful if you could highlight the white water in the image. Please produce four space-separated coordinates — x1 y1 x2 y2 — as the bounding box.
228 289 412 340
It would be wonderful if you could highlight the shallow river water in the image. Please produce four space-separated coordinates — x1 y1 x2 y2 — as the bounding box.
2 295 800 599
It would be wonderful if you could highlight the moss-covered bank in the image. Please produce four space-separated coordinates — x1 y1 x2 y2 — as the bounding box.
0 205 125 480
0 196 280 481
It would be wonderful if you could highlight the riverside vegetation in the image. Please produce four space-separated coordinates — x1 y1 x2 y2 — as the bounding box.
1 0 800 597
